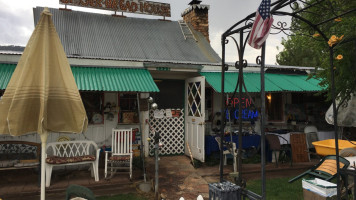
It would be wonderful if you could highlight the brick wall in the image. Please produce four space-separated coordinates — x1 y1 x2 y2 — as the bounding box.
182 7 209 42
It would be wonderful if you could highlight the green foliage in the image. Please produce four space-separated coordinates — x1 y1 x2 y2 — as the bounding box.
276 0 356 102
246 177 304 200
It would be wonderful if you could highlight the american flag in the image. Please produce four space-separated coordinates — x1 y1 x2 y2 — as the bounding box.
247 0 274 49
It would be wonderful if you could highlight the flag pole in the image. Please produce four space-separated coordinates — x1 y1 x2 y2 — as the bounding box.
260 42 266 200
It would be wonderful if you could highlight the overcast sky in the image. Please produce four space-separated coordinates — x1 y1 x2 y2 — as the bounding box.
0 0 290 65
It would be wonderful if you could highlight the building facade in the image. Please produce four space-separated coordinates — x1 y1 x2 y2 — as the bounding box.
0 2 330 162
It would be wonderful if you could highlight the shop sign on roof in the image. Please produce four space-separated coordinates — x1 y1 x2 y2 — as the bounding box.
59 0 171 17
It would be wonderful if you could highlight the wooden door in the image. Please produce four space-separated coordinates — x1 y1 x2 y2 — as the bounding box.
290 133 309 162
185 76 205 162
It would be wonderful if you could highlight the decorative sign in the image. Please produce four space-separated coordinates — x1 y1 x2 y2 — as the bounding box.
225 97 258 120
165 109 172 118
59 0 171 17
153 109 164 119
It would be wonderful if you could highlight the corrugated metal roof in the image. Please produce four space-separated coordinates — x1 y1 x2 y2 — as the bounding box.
266 73 321 92
200 72 323 93
33 7 221 65
0 63 159 92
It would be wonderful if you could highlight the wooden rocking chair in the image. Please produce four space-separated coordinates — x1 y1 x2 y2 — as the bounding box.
105 128 133 180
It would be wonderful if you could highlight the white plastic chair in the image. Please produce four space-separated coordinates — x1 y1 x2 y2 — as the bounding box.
304 125 318 134
215 137 237 171
105 128 133 180
304 125 319 149
304 125 319 161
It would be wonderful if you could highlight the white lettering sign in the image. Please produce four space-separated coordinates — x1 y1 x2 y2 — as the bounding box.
60 0 171 17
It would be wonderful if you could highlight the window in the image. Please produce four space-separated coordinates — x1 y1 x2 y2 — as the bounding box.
266 93 283 121
81 92 104 124
118 93 139 124
153 80 184 109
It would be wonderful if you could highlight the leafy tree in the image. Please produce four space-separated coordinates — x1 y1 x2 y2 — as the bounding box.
276 0 356 102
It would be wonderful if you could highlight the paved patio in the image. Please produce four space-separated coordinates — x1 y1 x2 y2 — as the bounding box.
0 156 317 200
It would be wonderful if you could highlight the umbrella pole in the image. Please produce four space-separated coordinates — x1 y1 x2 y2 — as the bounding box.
40 132 48 200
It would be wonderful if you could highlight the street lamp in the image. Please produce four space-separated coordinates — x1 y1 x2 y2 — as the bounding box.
148 100 161 200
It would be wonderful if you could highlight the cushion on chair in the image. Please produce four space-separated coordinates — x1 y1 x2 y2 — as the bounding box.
109 155 130 162
46 155 96 164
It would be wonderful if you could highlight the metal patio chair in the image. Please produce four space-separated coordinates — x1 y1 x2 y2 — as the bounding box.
266 134 292 167
105 128 133 180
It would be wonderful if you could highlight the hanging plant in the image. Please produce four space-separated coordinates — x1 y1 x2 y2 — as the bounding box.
334 17 342 22
335 54 343 60
328 35 344 47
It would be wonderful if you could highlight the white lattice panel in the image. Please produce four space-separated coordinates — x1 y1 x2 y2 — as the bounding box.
149 109 185 156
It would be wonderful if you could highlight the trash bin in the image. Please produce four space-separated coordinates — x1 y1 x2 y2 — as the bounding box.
302 178 337 200
209 181 241 200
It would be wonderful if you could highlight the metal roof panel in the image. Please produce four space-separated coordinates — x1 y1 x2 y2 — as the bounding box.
33 7 221 65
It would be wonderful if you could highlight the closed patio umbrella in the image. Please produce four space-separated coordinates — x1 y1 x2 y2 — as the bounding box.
0 7 88 200
325 94 356 127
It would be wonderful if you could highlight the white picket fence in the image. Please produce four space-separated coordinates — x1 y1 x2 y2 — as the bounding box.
179 195 204 200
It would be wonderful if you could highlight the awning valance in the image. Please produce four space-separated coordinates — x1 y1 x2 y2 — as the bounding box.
200 72 322 93
0 63 159 92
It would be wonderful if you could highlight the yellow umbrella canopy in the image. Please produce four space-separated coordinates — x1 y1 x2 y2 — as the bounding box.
0 8 88 200
0 8 88 136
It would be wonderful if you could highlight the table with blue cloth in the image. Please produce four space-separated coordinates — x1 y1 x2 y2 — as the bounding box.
205 134 261 156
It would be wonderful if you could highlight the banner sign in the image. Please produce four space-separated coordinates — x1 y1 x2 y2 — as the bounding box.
59 0 171 17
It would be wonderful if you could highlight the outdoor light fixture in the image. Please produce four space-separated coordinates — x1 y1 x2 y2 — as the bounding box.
151 103 158 110
266 94 272 102
148 96 154 104
146 99 160 200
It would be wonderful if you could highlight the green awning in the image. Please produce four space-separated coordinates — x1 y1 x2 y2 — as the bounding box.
200 72 322 93
0 63 15 90
0 63 159 92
